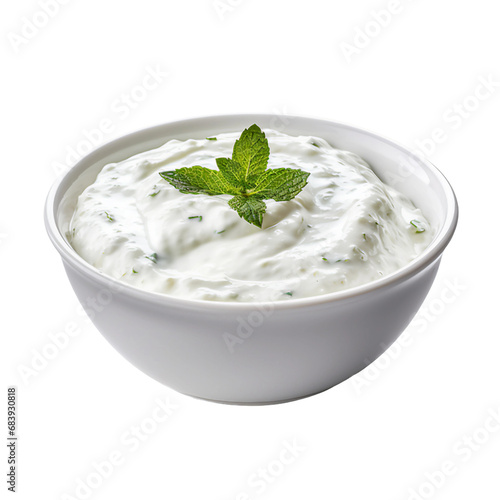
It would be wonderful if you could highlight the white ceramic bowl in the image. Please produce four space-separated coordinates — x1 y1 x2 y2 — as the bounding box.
45 115 458 404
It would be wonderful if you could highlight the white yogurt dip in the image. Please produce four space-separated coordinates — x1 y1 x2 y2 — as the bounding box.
68 129 433 302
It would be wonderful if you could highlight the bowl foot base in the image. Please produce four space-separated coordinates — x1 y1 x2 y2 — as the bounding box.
180 385 334 406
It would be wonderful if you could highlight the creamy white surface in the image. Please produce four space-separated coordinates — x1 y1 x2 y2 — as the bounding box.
69 130 433 301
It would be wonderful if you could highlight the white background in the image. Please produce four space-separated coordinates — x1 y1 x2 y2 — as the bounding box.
2 0 499 499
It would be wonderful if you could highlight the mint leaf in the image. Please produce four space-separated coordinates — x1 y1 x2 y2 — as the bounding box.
250 168 310 201
158 124 310 228
228 195 266 228
216 157 246 188
232 124 270 187
159 166 239 196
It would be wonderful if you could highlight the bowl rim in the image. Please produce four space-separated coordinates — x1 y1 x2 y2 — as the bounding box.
44 114 459 312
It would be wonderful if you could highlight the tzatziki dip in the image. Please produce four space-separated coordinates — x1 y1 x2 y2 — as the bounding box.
68 128 433 302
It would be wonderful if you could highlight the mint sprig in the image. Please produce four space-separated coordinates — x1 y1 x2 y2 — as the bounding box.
159 124 310 227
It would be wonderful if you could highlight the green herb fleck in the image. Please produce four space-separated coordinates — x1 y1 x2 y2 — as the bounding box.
322 257 328 261
206 137 217 141
363 233 366 240
369 214 382 227
311 142 320 148
132 268 138 274
159 125 310 228
149 190 160 197
104 211 114 222
145 253 158 263
284 291 293 297
410 220 426 233
216 229 226 234
188 215 203 222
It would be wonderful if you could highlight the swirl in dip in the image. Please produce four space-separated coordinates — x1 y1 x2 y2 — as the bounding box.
68 129 433 301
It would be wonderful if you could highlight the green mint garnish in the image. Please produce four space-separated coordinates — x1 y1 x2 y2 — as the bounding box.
206 137 217 141
410 220 426 233
159 125 310 228
188 215 203 221
145 253 158 263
